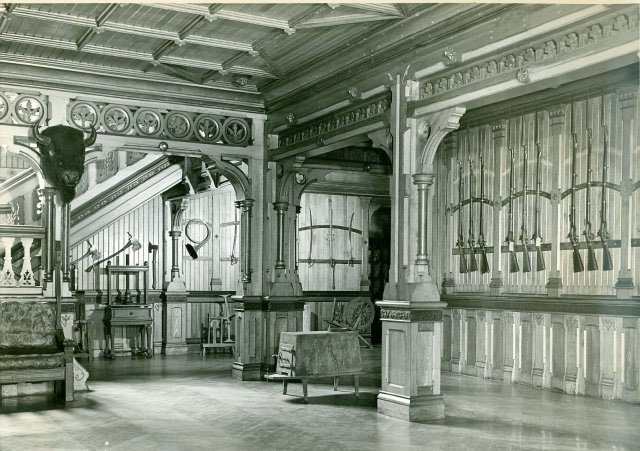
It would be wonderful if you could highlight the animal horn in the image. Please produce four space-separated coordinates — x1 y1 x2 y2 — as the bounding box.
83 124 97 147
32 119 52 147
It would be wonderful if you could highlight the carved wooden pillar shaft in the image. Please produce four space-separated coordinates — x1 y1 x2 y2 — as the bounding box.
615 89 637 297
546 105 567 295
169 230 181 281
273 201 288 270
61 202 70 282
413 173 434 266
490 121 506 293
43 187 56 282
238 199 254 283
294 205 301 271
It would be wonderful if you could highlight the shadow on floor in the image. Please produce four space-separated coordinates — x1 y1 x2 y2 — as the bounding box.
0 393 101 414
283 391 378 409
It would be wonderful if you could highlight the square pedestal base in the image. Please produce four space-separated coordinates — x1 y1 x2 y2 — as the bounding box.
232 362 263 381
378 391 444 422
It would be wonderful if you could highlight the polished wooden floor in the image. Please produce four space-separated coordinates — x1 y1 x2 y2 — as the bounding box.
1 348 638 451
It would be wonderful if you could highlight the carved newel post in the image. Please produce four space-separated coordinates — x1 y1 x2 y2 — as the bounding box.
377 76 464 423
162 198 189 355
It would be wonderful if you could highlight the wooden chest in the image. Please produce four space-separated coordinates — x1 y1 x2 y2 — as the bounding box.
276 331 362 378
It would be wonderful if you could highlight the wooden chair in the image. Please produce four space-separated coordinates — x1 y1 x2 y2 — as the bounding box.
201 295 235 356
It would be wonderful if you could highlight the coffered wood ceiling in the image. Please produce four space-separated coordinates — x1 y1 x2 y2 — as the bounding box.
0 3 423 105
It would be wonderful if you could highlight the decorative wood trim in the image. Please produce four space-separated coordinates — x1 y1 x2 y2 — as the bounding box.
419 12 639 101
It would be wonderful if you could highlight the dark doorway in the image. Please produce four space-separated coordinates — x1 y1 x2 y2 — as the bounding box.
368 207 390 345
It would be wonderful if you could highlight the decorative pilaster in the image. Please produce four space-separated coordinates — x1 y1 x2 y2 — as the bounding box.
162 198 188 355
441 134 456 292
377 78 465 422
413 173 434 267
237 199 254 283
615 89 637 298
489 121 506 294
273 201 288 270
546 104 567 295
232 296 267 380
43 187 56 283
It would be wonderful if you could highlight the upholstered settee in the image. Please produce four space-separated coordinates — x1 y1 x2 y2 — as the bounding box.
0 300 74 401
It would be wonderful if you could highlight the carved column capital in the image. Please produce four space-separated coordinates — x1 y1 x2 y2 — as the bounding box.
170 198 189 231
273 201 289 212
617 88 638 108
491 119 508 138
412 173 435 186
548 104 568 125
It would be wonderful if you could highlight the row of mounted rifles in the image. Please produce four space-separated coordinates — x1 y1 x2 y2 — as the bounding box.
456 83 613 275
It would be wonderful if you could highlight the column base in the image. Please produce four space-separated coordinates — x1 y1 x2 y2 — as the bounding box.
232 362 264 381
378 392 444 422
615 272 634 299
162 343 189 355
546 271 563 296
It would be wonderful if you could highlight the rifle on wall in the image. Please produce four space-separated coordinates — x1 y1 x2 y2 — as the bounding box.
519 116 532 273
457 157 468 273
597 81 613 271
568 97 585 272
467 128 478 272
583 90 598 271
506 112 519 273
532 107 546 271
478 146 490 274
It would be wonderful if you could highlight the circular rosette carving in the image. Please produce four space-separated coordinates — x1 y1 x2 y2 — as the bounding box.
165 112 192 140
101 105 133 134
0 94 9 121
14 95 45 124
134 108 162 136
68 101 99 129
194 115 222 142
222 117 250 146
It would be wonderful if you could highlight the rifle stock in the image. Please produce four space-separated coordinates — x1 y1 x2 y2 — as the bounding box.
457 159 468 273
598 84 613 271
569 99 584 273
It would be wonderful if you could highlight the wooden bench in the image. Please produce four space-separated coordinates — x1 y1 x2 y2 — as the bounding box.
265 331 363 403
0 300 74 401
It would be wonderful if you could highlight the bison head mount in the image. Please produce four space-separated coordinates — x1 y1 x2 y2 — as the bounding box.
32 121 97 203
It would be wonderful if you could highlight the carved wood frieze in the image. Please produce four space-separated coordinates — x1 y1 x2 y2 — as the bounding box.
277 94 391 149
66 100 252 147
420 13 639 100
0 89 48 125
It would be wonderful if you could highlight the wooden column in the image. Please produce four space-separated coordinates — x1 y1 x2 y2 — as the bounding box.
615 89 636 298
490 121 506 294
546 104 567 295
442 134 456 292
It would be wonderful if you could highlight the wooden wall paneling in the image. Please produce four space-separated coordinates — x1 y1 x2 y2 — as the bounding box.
519 312 533 385
442 310 452 372
464 309 477 376
550 314 566 391
599 316 618 400
531 312 546 388
583 315 601 397
475 310 489 378
622 317 639 402
451 309 462 373
490 311 503 380
503 311 516 383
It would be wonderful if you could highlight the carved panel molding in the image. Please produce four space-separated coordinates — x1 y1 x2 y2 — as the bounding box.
66 100 252 147
0 89 48 125
277 95 391 149
421 13 639 100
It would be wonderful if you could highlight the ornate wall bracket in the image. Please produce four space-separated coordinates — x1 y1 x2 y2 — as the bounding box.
418 107 466 172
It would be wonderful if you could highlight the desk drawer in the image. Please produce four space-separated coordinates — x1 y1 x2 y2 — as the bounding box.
109 306 152 320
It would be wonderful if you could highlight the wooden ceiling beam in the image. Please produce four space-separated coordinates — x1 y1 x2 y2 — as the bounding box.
256 50 285 79
10 6 255 54
0 31 277 79
77 3 119 50
296 13 400 29
0 5 11 35
288 5 329 28
154 62 203 85
339 4 405 17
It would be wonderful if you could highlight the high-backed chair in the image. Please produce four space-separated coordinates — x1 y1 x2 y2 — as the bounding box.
0 300 74 401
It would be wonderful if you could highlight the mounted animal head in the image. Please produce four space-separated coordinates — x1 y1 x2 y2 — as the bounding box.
32 121 96 203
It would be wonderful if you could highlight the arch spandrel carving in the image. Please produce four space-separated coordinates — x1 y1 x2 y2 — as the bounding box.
418 106 466 173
